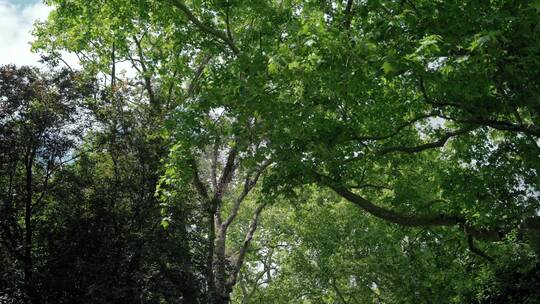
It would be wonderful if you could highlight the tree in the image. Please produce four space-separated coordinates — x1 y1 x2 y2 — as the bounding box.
35 1 277 302
0 65 91 303
0 62 201 303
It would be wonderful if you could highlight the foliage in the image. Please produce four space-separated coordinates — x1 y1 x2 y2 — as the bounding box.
0 0 539 303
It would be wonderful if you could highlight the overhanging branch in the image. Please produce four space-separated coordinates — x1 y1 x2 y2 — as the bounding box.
378 126 477 155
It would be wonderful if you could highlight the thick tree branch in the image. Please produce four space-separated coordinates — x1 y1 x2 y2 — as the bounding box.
213 147 238 202
326 179 540 245
343 0 354 30
330 184 461 227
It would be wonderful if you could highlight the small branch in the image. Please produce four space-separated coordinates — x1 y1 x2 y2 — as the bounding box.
418 77 462 108
168 0 240 54
350 183 392 191
187 54 212 98
353 112 440 142
331 277 349 304
377 126 477 155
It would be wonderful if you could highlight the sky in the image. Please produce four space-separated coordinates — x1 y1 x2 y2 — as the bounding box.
0 0 52 66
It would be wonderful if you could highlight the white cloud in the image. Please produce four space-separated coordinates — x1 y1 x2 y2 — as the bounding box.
0 0 52 66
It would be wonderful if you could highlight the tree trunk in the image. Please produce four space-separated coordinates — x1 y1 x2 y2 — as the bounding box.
24 151 38 304
206 201 217 304
214 223 229 304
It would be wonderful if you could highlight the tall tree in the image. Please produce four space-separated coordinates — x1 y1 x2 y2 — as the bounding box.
0 65 92 303
35 1 277 302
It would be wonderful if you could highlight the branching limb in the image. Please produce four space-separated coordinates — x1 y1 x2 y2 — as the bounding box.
228 201 268 289
451 117 540 138
329 183 462 227
132 35 157 107
323 174 540 247
223 158 272 231
419 78 540 138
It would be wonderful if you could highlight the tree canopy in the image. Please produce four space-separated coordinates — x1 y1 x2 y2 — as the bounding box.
1 0 539 303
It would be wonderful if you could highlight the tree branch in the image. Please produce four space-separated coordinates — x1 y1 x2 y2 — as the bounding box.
225 0 234 43
211 138 219 191
316 173 506 241
167 0 240 54
377 126 477 155
213 147 238 202
228 201 267 289
448 116 540 138
343 0 354 31
187 54 212 98
190 158 210 202
222 159 272 231
330 183 461 227
467 234 494 262
133 35 157 108
353 112 439 142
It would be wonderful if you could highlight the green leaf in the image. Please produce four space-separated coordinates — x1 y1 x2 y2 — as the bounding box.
161 218 170 229
382 61 394 74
